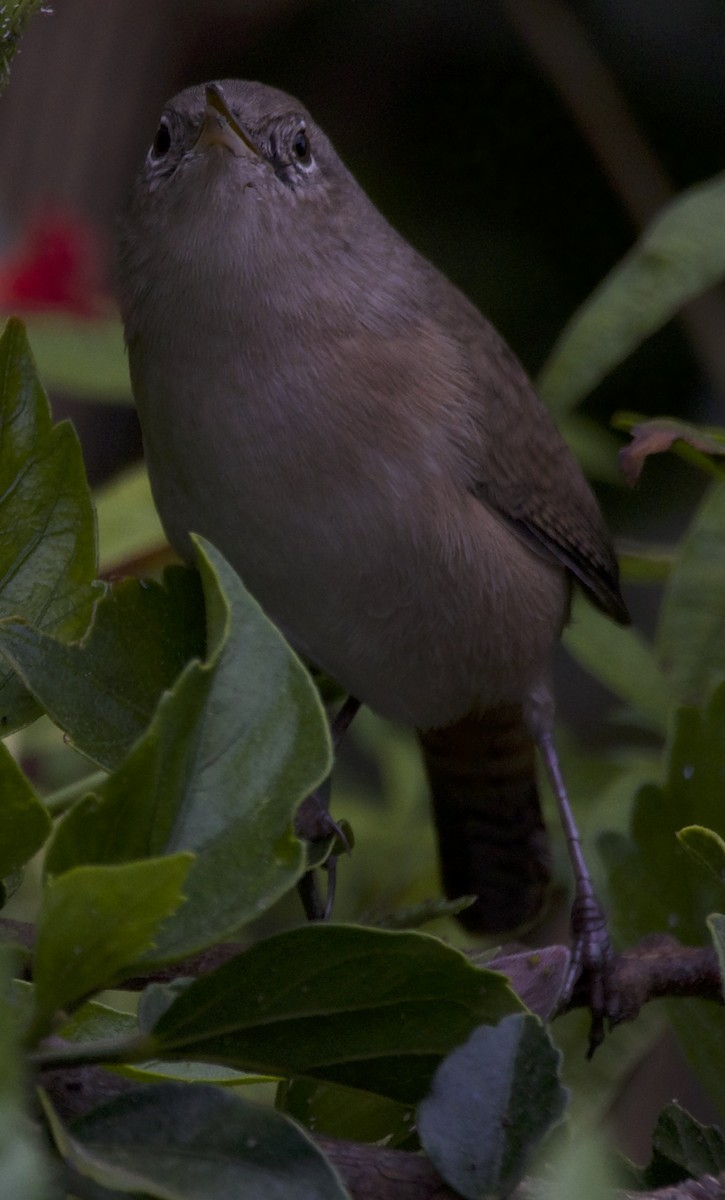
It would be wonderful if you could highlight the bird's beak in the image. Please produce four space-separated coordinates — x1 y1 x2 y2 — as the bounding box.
196 84 261 158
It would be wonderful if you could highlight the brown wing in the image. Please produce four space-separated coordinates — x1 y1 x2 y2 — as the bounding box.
448 289 630 626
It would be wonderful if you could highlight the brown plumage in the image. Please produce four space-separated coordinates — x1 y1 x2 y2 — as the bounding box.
117 81 628 983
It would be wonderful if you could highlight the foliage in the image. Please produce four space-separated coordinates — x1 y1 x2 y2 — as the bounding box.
0 139 724 1200
0 1 48 91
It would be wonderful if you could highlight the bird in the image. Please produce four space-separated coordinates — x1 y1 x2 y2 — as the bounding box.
116 79 629 1024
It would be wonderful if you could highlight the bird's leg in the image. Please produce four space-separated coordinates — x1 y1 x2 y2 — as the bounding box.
526 687 618 1053
295 696 361 921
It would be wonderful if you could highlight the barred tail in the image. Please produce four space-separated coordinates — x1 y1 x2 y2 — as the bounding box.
418 704 551 933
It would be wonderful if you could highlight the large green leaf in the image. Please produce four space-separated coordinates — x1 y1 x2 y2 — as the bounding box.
656 479 725 705
45 539 330 961
148 924 521 1104
0 566 206 769
0 946 49 1198
538 170 725 413
418 1015 567 1200
31 854 193 1038
45 1083 350 1200
0 318 98 729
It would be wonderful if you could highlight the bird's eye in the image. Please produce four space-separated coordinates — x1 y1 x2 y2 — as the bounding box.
151 121 172 157
292 128 311 165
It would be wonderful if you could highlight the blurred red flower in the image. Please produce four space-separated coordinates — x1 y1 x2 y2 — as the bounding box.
0 212 111 316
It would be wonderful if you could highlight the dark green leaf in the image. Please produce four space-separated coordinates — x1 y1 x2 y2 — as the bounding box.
0 739 50 875
45 539 330 961
657 480 725 705
538 171 725 413
31 854 193 1036
0 567 205 769
0 318 98 730
418 1014 567 1200
148 924 521 1104
46 1083 350 1199
644 1101 725 1189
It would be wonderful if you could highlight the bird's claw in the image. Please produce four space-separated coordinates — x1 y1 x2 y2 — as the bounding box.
558 892 620 1056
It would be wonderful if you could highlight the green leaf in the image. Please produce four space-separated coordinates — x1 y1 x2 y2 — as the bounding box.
556 411 622 482
45 539 330 961
619 543 674 585
46 1083 350 1199
58 998 259 1086
1 1 47 91
21 313 131 402
707 914 725 1001
417 1015 567 1200
148 924 521 1104
538 170 725 413
600 684 725 1117
0 739 50 876
59 997 138 1044
545 1131 620 1200
31 854 193 1036
563 592 671 731
0 317 98 730
657 479 725 705
601 686 725 949
0 567 206 769
677 826 725 883
644 1101 725 1188
0 946 50 1197
281 1078 416 1147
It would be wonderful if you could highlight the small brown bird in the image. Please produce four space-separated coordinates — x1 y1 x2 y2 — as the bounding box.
117 81 629 1018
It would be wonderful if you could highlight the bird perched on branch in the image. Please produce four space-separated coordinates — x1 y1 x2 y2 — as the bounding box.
117 80 629 1035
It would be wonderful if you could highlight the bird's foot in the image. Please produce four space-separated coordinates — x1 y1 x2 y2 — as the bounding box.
294 782 352 922
559 891 621 1056
294 786 350 849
